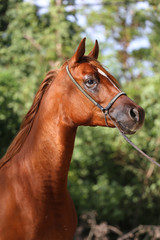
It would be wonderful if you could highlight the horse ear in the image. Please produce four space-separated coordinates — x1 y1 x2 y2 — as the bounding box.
88 40 99 59
70 38 86 64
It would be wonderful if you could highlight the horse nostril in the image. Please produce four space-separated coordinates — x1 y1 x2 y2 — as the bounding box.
129 108 139 122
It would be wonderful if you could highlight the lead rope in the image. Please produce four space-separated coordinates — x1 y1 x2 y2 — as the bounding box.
104 113 160 168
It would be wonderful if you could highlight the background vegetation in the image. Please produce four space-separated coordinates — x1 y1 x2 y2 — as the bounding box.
0 0 160 238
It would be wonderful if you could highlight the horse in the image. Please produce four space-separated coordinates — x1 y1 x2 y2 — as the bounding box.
0 38 145 240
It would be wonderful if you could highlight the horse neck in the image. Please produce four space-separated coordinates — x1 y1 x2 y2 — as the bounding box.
17 80 77 193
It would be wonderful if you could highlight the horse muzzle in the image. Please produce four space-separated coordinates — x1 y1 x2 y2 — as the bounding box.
109 99 145 135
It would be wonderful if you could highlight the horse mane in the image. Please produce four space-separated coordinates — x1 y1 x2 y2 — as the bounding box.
0 70 58 167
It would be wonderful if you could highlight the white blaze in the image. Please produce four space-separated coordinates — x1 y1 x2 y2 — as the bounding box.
97 68 121 92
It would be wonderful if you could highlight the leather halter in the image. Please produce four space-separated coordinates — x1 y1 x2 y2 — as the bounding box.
66 65 160 168
66 65 126 126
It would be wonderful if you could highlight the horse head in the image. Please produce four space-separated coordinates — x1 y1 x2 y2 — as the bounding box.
58 38 145 134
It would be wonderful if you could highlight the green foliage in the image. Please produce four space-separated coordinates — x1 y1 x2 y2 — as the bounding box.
85 0 160 82
0 70 21 156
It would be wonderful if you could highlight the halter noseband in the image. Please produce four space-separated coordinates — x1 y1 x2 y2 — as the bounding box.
66 65 126 125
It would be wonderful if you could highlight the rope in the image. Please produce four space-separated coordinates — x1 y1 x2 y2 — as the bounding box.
105 114 160 168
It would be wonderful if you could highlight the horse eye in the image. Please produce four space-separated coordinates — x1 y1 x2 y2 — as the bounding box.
85 79 97 89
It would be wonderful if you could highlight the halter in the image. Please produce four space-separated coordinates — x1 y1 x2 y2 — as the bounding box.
66 65 126 126
66 65 160 168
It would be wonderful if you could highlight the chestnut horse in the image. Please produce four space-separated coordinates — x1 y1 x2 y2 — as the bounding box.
0 38 145 240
